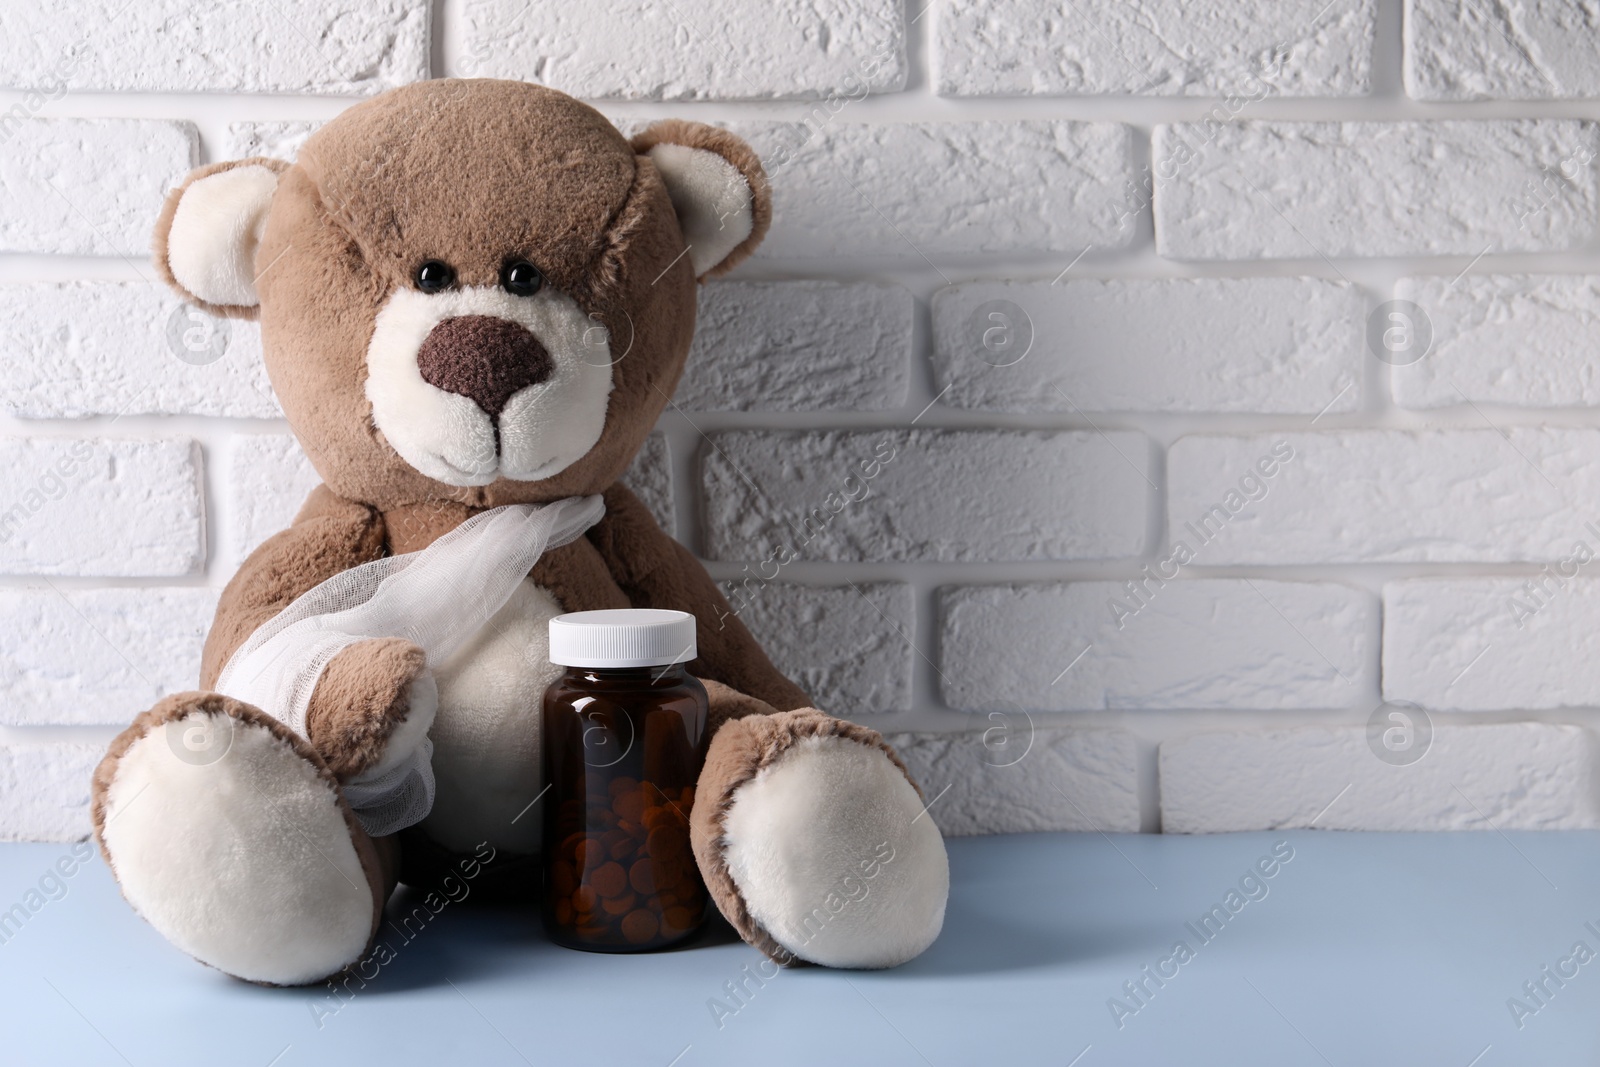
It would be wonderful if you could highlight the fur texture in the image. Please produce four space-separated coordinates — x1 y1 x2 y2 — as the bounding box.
93 693 388 985
305 637 430 780
152 157 290 321
95 79 947 985
722 735 949 968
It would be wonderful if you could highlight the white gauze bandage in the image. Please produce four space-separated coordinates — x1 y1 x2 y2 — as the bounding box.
215 495 606 837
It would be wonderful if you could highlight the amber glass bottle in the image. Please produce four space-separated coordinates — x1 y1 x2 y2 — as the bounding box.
542 609 710 952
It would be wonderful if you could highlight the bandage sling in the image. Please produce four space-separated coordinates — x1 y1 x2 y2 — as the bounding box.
216 495 607 837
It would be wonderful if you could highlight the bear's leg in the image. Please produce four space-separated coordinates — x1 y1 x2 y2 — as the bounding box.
690 708 949 969
92 692 393 986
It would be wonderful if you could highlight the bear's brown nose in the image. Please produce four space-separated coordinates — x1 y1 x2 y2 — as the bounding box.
416 315 554 417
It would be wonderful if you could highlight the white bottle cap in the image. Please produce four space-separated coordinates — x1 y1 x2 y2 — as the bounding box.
548 609 697 668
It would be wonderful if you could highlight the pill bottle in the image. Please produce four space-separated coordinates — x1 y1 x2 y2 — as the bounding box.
542 609 710 952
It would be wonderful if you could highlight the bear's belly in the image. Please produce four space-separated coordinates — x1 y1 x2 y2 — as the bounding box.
418 577 565 856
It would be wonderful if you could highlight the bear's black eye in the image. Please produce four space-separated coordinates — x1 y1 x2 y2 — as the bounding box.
415 260 456 293
501 260 544 298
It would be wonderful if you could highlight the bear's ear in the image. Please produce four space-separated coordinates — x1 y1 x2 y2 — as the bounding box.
153 157 289 320
632 121 771 280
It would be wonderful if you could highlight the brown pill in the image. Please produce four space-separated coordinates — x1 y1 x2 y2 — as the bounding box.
573 885 597 912
560 832 585 856
613 790 647 823
601 892 637 917
573 837 601 870
642 807 668 830
555 899 574 925
608 776 638 799
680 786 695 808
654 856 687 889
647 824 687 856
629 858 658 895
551 860 578 897
590 861 628 898
621 909 659 944
662 906 697 933
608 837 634 862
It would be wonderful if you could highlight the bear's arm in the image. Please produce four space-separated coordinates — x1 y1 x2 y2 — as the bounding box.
587 483 811 714
198 485 387 689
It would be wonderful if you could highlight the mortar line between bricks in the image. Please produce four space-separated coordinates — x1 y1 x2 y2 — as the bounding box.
37 177 156 283
37 577 157 689
1048 384 1156 490
1242 579 1352 688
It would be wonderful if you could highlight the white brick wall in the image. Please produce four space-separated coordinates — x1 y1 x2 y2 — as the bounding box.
1161 723 1600 832
930 278 1363 413
0 120 195 256
0 283 276 418
6 0 1600 840
0 2 429 95
456 0 906 100
1404 0 1600 101
1391 275 1600 409
1155 120 1600 259
702 429 1151 562
939 581 1372 712
1168 431 1600 564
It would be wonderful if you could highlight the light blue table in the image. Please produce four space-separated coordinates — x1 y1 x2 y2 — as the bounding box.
1 830 1595 1066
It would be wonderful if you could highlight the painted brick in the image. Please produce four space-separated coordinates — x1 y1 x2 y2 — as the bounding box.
701 430 1151 563
677 282 911 412
1154 120 1600 259
0 588 216 726
1391 275 1600 409
0 119 195 257
0 743 103 841
0 1 428 95
1406 0 1600 101
885 727 1140 835
937 0 1375 97
1383 577 1600 711
931 278 1362 414
457 0 904 100
938 581 1371 711
735 120 1134 258
227 121 320 162
1168 431 1600 564
0 283 276 419
0 438 203 577
1160 724 1600 831
624 432 674 534
229 435 321 567
718 582 911 715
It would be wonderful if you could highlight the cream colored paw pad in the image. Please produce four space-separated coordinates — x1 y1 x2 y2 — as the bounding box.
101 710 373 985
721 735 949 968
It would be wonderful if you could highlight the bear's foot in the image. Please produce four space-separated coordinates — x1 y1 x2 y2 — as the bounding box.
93 692 387 985
692 710 948 969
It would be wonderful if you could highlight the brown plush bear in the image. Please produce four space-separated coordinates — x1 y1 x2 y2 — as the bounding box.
89 79 947 986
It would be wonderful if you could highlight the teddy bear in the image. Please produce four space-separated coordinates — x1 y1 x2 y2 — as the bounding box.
88 78 949 986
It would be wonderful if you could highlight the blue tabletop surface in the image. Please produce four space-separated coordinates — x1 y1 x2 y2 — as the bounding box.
1 830 1596 1066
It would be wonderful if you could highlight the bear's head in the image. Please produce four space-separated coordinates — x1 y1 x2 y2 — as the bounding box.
153 79 769 510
